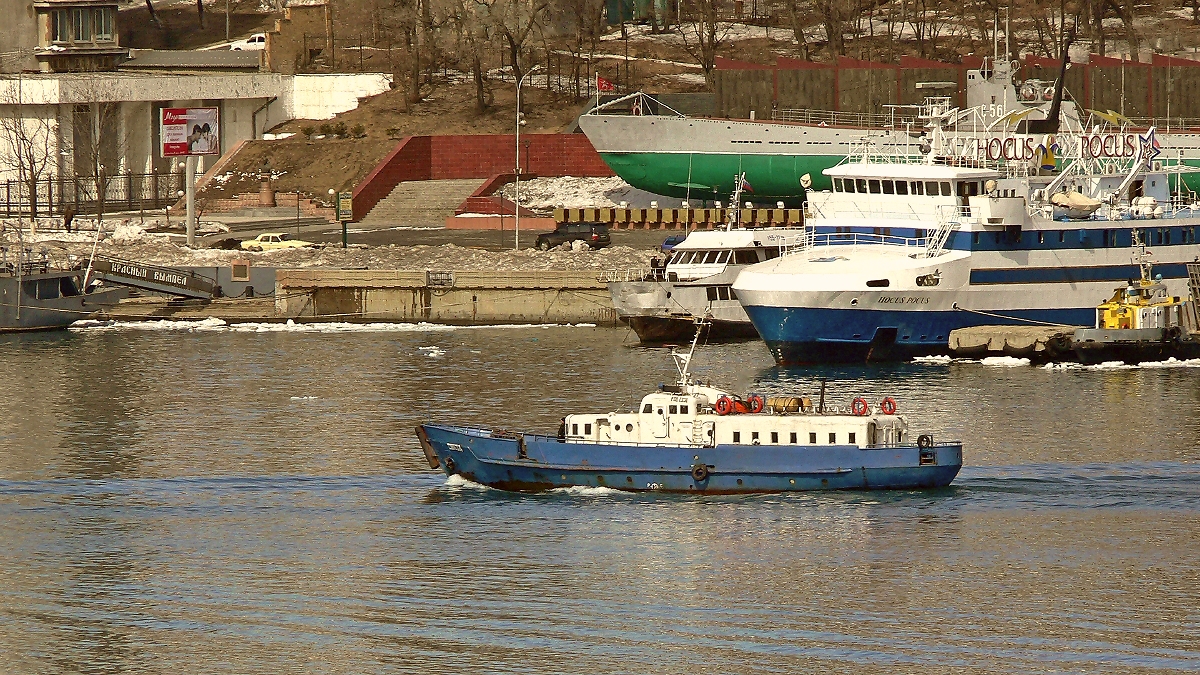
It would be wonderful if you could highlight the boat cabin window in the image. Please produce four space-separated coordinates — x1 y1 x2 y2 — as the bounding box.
763 248 780 260
882 180 895 195
715 251 730 264
912 181 924 195
751 432 760 444
895 181 908 195
940 181 952 196
829 432 837 443
833 178 843 192
669 405 677 414
680 405 688 414
733 431 741 443
868 179 881 194
584 423 592 435
849 432 856 444
925 181 939 195
790 432 798 443
626 423 633 431
642 404 653 413
809 432 817 444
855 179 867 193
734 250 758 264
958 181 980 197
572 424 579 435
771 431 779 443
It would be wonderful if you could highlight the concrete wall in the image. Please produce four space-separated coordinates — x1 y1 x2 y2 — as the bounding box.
275 269 619 325
0 0 39 73
286 73 392 120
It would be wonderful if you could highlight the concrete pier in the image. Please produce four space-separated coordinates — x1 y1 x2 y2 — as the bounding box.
274 269 619 325
948 325 1079 360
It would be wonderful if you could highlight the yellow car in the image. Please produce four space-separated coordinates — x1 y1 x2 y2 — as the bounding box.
240 232 315 251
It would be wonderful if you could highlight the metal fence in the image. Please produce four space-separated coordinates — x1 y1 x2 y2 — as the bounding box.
2 172 186 218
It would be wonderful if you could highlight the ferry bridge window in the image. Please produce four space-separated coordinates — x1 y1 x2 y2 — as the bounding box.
680 406 688 414
642 404 653 413
940 182 953 196
734 250 758 264
833 178 843 192
895 181 908 195
855 179 867 193
717 286 731 301
882 180 895 195
669 405 678 414
912 181 923 195
707 286 719 301
715 251 730 264
572 424 579 435
763 248 780 259
925 181 939 195
868 179 881 194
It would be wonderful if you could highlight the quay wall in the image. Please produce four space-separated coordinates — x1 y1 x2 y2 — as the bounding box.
275 269 619 325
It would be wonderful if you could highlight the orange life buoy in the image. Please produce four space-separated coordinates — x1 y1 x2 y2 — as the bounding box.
715 396 733 415
747 394 764 414
880 396 897 415
851 397 869 416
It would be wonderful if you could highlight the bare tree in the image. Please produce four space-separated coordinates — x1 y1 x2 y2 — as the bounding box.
0 91 59 220
678 0 731 85
781 0 813 59
491 0 552 87
814 0 850 56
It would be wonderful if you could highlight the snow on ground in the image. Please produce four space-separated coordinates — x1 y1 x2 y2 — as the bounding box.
499 176 673 213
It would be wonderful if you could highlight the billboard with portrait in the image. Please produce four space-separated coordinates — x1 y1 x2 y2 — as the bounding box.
161 107 220 157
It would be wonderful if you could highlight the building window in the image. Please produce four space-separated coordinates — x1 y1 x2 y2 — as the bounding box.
52 10 70 42
94 8 114 41
72 8 92 41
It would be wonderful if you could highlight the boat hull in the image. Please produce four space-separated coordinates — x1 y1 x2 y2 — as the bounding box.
624 315 759 343
418 424 962 493
0 273 126 332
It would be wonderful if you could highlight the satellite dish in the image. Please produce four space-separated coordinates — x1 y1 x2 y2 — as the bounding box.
984 179 998 194
800 173 813 189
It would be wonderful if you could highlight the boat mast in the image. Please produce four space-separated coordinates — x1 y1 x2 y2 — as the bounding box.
673 316 709 386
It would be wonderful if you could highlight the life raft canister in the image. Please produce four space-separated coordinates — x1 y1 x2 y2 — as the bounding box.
715 396 734 415
880 396 897 415
851 397 870 416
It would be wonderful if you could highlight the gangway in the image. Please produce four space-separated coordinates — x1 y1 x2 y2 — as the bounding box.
88 256 216 300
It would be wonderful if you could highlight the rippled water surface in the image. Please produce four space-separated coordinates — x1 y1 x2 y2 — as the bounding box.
1 322 1198 674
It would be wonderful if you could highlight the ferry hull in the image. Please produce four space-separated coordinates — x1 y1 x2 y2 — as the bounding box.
418 424 962 493
625 315 759 343
743 305 1095 364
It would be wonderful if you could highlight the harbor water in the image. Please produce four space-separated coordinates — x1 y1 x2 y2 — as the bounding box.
1 321 1198 673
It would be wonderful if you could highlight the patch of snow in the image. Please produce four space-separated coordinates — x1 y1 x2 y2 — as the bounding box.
500 176 672 212
912 355 953 364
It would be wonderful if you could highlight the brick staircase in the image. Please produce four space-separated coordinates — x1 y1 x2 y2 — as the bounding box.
358 179 485 227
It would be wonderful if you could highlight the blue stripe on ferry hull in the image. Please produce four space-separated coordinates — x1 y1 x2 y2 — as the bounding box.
743 305 1095 364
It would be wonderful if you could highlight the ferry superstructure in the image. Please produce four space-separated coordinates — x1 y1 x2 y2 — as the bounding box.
731 127 1200 363
579 60 1200 204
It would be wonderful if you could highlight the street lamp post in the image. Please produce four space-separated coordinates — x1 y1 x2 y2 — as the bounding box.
515 64 542 251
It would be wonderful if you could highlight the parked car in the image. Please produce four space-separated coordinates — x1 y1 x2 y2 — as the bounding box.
230 33 266 50
660 234 686 254
534 223 611 250
241 232 314 251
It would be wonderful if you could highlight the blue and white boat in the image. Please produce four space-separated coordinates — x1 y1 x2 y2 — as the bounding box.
416 325 962 493
733 125 1200 363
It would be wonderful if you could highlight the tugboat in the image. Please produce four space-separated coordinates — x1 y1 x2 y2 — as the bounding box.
0 245 126 332
416 321 962 493
1072 233 1200 363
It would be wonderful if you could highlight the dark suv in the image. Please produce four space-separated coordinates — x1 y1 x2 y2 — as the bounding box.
534 223 611 250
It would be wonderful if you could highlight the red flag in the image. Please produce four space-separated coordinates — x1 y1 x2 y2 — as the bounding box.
596 75 615 92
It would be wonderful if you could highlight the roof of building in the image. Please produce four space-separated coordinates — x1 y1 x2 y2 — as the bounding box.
119 49 262 72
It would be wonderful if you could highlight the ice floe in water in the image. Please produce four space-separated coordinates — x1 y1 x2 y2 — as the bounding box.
418 345 446 358
71 319 602 333
1043 357 1200 371
290 396 318 401
912 355 953 364
980 356 1031 367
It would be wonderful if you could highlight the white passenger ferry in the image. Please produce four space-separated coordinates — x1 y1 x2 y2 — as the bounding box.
732 125 1200 363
